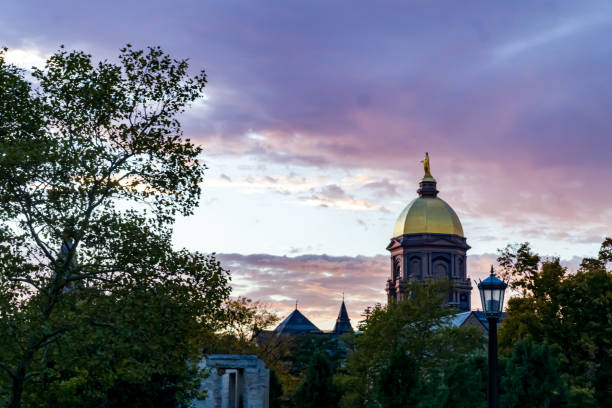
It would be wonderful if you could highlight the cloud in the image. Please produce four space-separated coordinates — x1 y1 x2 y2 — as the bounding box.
3 48 47 69
317 184 347 200
492 14 611 62
304 184 385 211
3 1 611 287
3 2 612 237
217 253 388 330
219 249 597 328
361 179 399 197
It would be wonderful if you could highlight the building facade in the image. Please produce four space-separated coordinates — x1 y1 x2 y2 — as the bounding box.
386 153 472 311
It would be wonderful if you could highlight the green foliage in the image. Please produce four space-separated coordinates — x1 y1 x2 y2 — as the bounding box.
440 353 487 408
337 280 484 407
269 369 284 408
374 348 420 408
498 238 612 406
294 351 339 408
501 339 569 408
497 242 541 295
0 46 231 407
203 297 280 356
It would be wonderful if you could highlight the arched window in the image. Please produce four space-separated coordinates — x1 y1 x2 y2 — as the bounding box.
410 257 420 278
393 256 401 280
456 256 464 278
432 260 448 279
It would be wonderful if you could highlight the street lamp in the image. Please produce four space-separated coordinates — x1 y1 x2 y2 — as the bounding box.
477 266 508 408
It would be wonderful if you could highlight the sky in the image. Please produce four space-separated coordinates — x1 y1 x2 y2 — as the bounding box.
2 1 611 329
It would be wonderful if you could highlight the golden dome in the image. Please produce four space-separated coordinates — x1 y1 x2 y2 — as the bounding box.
393 196 464 238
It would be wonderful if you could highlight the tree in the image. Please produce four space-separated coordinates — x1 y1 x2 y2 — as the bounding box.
0 46 230 407
497 242 540 295
440 353 487 408
294 351 339 408
202 296 280 355
374 348 421 408
269 369 284 408
498 238 612 406
336 280 484 407
501 339 569 408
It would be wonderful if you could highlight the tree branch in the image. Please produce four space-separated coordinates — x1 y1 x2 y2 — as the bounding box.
0 361 16 379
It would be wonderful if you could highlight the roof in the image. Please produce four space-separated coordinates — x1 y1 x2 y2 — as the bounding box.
333 300 353 334
447 311 508 330
472 311 508 329
393 196 464 238
273 309 321 336
448 311 472 327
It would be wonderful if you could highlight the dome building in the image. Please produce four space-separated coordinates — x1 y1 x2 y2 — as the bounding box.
386 153 472 311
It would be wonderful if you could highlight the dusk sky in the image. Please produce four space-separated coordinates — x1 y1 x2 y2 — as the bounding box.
2 1 611 329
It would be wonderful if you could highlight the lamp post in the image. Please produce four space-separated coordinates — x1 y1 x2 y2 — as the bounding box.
477 266 508 408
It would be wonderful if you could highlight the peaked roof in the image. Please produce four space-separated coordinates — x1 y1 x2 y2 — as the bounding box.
333 300 353 334
447 311 508 330
274 308 321 336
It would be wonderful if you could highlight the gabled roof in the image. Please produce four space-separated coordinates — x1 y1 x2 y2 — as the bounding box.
447 311 508 331
472 311 508 329
333 300 353 334
274 308 321 336
448 311 472 327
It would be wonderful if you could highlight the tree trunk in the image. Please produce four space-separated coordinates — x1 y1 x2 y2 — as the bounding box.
8 355 30 408
8 378 24 408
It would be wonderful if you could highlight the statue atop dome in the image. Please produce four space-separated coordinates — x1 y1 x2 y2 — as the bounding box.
421 152 431 175
419 152 436 184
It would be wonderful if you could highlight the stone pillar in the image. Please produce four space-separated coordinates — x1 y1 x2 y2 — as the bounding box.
195 355 270 408
237 369 245 408
228 371 236 408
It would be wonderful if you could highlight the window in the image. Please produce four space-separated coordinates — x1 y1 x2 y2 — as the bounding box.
433 260 448 279
393 256 401 280
410 257 420 277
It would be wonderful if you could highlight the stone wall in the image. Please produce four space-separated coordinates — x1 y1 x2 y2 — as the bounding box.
193 354 269 408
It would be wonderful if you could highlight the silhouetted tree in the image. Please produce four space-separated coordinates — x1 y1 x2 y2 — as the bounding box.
375 348 421 408
294 351 339 408
498 238 612 406
441 353 487 408
501 339 569 408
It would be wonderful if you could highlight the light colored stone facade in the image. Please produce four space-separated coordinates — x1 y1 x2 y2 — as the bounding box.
194 354 269 408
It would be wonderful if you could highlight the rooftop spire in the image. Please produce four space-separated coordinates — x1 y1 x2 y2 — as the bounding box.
333 298 354 334
418 152 438 197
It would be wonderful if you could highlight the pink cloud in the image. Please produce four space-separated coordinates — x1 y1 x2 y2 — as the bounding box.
219 250 595 329
219 252 507 329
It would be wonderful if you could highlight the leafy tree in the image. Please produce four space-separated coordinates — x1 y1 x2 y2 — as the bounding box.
440 353 487 408
203 296 280 355
337 280 484 407
374 348 421 408
294 351 339 408
498 238 612 406
497 242 541 295
269 369 284 408
0 46 230 407
500 339 569 408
